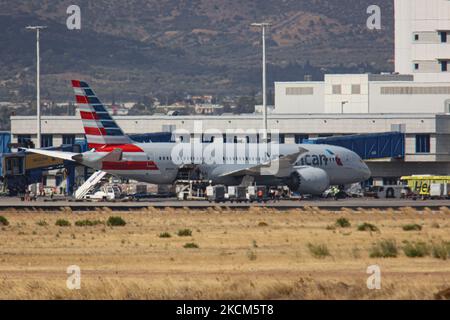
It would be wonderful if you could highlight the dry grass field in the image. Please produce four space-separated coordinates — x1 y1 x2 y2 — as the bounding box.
0 206 449 300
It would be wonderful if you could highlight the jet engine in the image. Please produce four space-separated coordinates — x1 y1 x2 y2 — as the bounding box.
286 167 330 195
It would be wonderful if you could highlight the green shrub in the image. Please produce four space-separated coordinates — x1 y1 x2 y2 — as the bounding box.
36 220 48 227
159 232 172 238
258 222 268 227
402 224 422 231
357 223 379 232
75 219 104 227
307 243 330 258
183 242 199 249
247 250 257 261
403 241 429 258
431 222 440 229
107 216 126 227
0 216 9 226
370 239 398 258
335 218 351 228
177 229 192 237
55 219 71 227
431 242 450 260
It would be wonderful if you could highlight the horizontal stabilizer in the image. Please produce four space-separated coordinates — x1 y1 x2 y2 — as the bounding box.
26 149 82 162
26 148 123 167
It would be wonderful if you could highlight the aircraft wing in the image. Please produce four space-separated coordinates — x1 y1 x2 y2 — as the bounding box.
219 147 308 178
26 149 83 162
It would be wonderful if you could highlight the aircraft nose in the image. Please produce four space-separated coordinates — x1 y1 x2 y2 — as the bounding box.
361 161 371 180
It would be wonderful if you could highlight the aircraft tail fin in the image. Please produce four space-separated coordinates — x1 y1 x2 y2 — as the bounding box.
71 80 131 150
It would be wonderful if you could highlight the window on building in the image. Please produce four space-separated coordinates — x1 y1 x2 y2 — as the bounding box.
332 85 342 95
295 134 309 144
415 134 430 153
414 63 419 70
441 32 447 43
441 61 448 72
18 135 32 147
414 34 419 41
286 87 314 95
318 134 333 138
41 135 53 148
278 134 285 144
255 134 271 143
381 86 450 95
202 135 214 143
351 84 361 95
62 134 76 145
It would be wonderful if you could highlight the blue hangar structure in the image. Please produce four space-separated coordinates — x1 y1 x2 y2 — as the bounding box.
0 131 405 196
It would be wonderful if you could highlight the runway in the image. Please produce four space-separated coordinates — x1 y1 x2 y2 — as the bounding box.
0 197 449 211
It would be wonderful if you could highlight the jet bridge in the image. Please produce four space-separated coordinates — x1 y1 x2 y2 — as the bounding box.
304 132 405 160
0 144 85 196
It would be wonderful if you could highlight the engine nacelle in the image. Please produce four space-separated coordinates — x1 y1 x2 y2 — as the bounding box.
286 167 330 195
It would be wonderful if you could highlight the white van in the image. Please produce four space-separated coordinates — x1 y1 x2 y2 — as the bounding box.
83 185 122 201
372 185 409 199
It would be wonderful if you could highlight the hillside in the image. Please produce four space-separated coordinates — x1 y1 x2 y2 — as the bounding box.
0 0 394 102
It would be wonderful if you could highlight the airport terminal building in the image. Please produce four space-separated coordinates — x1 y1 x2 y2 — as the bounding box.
10 111 450 185
9 0 450 186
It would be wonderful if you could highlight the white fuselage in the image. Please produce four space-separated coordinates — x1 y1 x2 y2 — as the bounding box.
85 142 371 187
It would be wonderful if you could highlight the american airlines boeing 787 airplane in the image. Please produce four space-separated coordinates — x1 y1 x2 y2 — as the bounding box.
27 81 371 195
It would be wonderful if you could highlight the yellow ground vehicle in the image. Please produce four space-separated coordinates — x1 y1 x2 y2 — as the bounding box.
400 176 450 196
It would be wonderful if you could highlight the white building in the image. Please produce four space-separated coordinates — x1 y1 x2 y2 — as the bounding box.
275 0 450 115
194 104 223 115
395 0 450 82
10 113 450 184
275 74 450 114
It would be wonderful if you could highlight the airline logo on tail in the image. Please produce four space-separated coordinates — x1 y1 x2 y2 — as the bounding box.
71 80 132 150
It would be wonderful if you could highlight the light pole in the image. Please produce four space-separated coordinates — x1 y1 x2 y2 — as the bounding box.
26 25 47 148
251 22 271 142
341 101 349 114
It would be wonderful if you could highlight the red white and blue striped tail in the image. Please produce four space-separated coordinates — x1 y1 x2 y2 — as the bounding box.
71 80 131 150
